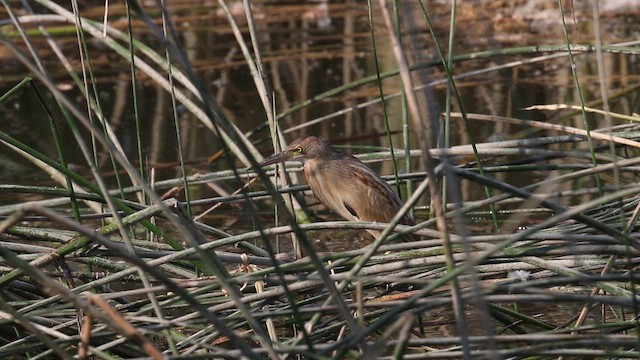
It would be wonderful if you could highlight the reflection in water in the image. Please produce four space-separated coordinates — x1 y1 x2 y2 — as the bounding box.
0 1 638 202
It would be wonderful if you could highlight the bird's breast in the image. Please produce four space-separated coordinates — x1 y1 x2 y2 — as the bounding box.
303 160 355 221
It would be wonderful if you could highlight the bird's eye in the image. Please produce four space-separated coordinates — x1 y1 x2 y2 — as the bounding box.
293 146 303 154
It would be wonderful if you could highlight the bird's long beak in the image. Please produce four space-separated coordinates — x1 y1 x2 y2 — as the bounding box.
257 150 291 167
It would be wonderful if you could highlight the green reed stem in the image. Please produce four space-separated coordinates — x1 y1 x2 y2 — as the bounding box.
30 81 81 222
367 0 401 197
416 0 500 232
126 1 147 200
557 0 603 196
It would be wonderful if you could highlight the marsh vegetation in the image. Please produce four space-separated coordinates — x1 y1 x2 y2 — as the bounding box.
1 0 640 358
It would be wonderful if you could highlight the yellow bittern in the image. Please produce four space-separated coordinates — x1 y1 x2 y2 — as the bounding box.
257 136 416 240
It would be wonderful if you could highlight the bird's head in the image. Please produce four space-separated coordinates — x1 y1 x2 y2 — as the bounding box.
258 136 336 166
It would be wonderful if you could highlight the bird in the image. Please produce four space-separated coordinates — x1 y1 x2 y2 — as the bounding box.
257 136 416 241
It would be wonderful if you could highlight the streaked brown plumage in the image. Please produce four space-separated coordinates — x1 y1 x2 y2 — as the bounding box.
258 136 415 240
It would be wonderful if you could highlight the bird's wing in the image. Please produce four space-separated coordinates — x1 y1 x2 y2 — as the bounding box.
304 157 414 227
347 163 415 226
348 164 418 241
343 202 359 218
